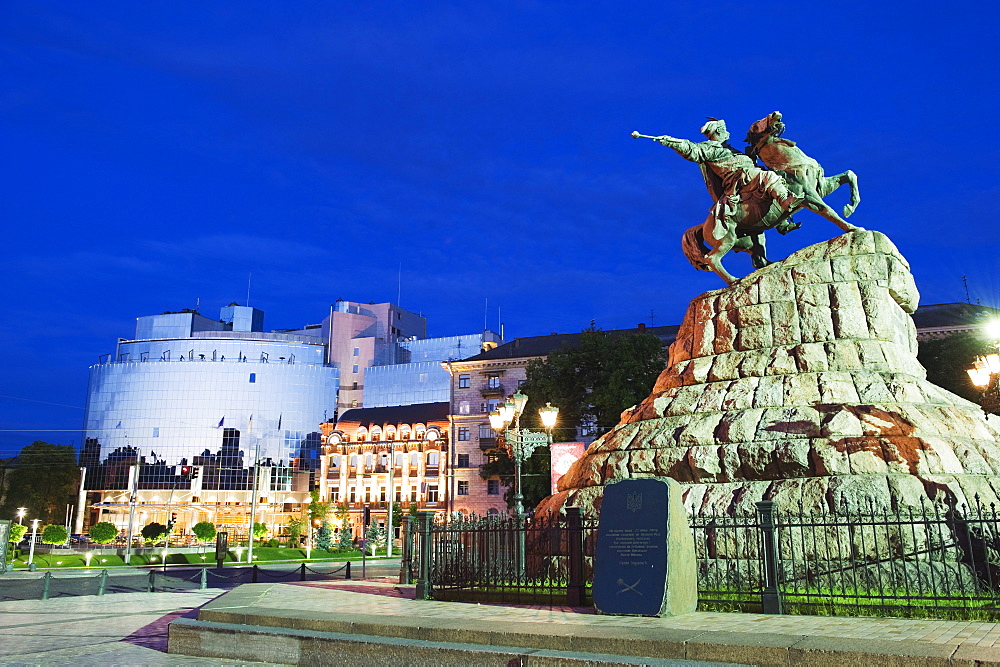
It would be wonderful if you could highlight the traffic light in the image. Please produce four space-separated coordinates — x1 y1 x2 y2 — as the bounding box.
167 512 177 530
362 505 371 527
180 465 191 479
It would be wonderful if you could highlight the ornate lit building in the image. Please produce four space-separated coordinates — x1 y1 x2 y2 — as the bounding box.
318 403 450 536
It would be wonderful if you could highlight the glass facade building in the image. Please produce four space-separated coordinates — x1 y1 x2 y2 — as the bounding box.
81 306 339 495
364 332 501 408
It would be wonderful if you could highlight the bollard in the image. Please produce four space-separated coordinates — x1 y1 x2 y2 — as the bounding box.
756 500 783 614
97 569 108 596
200 566 207 590
41 572 52 600
299 563 306 582
251 564 258 583
147 570 155 593
345 561 351 580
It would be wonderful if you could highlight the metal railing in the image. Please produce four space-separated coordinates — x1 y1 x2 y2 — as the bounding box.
412 509 596 605
417 497 1000 618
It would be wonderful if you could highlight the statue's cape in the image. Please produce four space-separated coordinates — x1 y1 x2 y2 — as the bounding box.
700 163 724 204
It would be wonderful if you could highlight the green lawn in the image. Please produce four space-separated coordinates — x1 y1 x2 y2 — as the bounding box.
5 545 390 569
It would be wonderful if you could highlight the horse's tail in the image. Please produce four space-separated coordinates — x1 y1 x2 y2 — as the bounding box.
682 225 712 272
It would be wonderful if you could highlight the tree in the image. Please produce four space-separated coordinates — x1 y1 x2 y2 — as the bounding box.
315 521 333 550
8 523 27 545
337 526 354 551
141 522 167 545
0 442 79 524
88 522 118 546
191 521 216 544
252 521 268 541
918 331 992 403
286 516 305 543
307 490 330 524
481 327 668 511
41 524 68 546
365 521 385 555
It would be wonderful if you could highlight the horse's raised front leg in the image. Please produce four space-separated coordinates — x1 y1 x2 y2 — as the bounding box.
797 186 863 233
818 170 861 218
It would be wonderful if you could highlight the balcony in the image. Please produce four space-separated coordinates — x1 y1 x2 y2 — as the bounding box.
479 437 497 451
481 383 504 398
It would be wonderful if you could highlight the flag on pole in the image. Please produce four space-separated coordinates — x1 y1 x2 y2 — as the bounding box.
277 413 282 431
215 416 225 429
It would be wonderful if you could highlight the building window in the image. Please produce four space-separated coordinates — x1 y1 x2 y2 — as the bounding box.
395 487 402 502
457 453 470 467
331 490 340 502
152 427 159 438
352 381 358 390
353 347 360 356
457 481 469 495
380 488 386 502
352 364 359 374
458 427 470 441
458 374 471 388
427 486 439 502
427 450 440 466
349 488 356 503
249 373 256 383
410 486 417 501
487 374 501 389
487 479 500 495
478 424 493 439
459 401 470 415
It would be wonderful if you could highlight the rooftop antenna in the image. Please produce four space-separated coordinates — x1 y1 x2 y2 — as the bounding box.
650 308 655 326
247 273 252 307
196 297 201 312
963 275 971 304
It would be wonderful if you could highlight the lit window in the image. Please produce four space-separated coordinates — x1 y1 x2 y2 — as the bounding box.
457 481 469 495
459 401 470 415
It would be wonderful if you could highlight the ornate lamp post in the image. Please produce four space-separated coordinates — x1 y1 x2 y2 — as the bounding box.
488 391 559 517
967 352 1000 415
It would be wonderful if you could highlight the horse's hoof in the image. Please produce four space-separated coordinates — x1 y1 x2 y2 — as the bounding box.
842 204 856 218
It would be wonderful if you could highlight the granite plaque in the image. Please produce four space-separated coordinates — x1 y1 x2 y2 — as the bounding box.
592 477 696 616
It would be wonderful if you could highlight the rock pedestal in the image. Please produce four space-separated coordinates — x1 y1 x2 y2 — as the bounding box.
540 231 1000 517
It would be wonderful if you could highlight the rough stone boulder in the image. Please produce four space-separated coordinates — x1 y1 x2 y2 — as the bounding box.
540 231 1000 517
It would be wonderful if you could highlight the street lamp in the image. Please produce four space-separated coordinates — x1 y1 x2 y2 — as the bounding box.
27 519 40 567
15 508 26 525
488 390 559 517
967 324 1000 415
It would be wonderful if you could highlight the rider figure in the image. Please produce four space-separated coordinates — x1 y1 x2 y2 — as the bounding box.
655 119 802 238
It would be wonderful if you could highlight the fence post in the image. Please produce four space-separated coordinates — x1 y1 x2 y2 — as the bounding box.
98 569 108 596
252 564 258 583
200 566 207 590
756 500 783 615
345 561 351 580
414 511 433 599
566 507 584 606
300 563 306 582
41 572 51 600
147 570 155 593
399 516 414 584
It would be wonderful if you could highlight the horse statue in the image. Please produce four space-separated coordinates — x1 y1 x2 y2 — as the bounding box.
633 116 863 284
745 110 861 219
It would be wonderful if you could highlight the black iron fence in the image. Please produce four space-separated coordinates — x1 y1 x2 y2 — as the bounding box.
414 496 1000 619
408 508 598 605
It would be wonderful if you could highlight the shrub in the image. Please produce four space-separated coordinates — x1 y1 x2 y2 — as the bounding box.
337 527 354 551
191 521 217 543
88 522 118 545
41 524 69 546
267 538 279 548
141 522 168 544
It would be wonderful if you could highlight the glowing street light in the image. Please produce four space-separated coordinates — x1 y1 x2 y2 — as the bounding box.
15 508 26 525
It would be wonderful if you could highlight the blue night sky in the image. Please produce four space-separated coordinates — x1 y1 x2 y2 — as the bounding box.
2 2 999 456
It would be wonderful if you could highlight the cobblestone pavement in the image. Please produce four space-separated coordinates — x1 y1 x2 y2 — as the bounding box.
0 589 280 665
